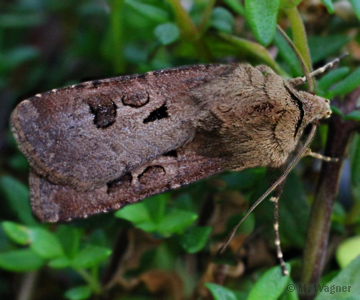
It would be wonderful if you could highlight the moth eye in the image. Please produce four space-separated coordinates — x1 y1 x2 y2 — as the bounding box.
88 97 117 129
143 103 169 124
325 99 330 103
107 172 133 194
138 165 166 184
122 91 149 107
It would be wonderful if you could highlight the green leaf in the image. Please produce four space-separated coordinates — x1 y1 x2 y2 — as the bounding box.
245 0 280 46
29 228 64 259
2 221 30 245
315 255 360 299
115 194 168 232
308 35 350 64
279 0 302 10
328 67 360 98
180 226 212 253
350 0 360 20
317 67 350 92
321 0 334 14
344 111 360 121
71 245 111 269
247 264 291 300
273 30 303 77
49 257 71 269
351 135 360 192
158 210 198 235
0 249 43 272
65 286 92 300
154 23 180 45
125 0 168 23
336 236 360 268
0 47 39 73
330 105 343 116
224 0 245 15
0 176 36 225
206 283 238 300
56 226 82 259
210 7 234 34
0 13 44 28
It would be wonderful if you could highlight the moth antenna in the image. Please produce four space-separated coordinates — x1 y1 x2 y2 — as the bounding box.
290 53 349 87
270 193 289 276
218 123 318 254
276 25 314 92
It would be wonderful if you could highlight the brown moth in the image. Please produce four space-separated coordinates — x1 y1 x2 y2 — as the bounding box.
11 63 331 223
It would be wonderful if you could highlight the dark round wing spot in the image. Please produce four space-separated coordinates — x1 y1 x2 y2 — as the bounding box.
88 97 117 128
107 172 133 194
138 165 166 184
122 91 149 108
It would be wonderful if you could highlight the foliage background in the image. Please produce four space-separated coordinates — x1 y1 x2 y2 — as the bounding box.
1 0 360 299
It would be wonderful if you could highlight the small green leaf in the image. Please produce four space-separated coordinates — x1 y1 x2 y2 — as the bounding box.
247 264 291 300
336 236 360 268
49 257 71 269
330 105 343 116
344 111 360 121
158 210 197 235
125 0 168 22
115 194 168 231
273 30 303 77
0 249 43 272
56 226 82 259
308 35 350 64
206 283 238 300
350 0 360 20
71 245 111 269
154 23 180 45
315 256 360 299
245 0 280 46
65 286 92 300
321 0 334 14
279 0 302 10
328 67 360 98
29 228 64 259
211 7 234 33
180 226 212 253
224 0 244 15
317 67 350 92
350 135 360 191
0 176 36 225
2 221 30 245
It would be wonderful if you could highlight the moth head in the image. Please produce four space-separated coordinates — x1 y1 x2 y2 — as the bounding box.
298 91 332 122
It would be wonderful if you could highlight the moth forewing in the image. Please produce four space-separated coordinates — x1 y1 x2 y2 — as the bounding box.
12 63 332 223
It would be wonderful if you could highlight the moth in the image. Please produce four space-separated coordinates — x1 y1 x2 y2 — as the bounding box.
11 62 334 224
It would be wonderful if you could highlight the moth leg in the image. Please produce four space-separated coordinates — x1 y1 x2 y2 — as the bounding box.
270 193 289 276
289 53 349 86
304 148 339 162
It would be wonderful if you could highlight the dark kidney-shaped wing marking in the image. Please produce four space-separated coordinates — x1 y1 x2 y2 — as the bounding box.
29 140 229 222
11 64 236 192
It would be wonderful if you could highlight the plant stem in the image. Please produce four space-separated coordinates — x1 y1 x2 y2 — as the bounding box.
77 269 102 295
285 7 312 72
166 0 212 61
301 87 360 300
198 0 216 35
